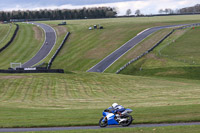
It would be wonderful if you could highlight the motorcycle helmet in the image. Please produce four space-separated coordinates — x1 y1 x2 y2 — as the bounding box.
112 103 118 108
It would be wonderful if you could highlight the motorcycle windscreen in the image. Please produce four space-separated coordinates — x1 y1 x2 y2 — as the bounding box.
103 112 110 116
106 113 119 125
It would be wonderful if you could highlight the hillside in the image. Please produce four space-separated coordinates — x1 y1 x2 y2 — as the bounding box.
0 23 16 50
44 15 200 72
0 16 200 128
0 72 200 127
0 23 44 69
120 26 200 79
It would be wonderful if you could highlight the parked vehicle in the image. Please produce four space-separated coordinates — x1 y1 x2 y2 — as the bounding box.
99 107 133 127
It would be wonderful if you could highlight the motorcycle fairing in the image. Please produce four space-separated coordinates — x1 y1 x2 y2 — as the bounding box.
104 113 119 125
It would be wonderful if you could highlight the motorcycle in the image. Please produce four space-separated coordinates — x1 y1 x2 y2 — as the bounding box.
99 107 133 127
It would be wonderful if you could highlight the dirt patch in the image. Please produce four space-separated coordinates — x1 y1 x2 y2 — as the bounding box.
146 53 165 61
155 70 186 76
33 26 43 41
0 76 28 79
51 24 67 36
173 29 188 36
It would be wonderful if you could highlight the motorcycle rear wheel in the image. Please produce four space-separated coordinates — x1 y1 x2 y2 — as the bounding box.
120 115 133 127
99 117 108 127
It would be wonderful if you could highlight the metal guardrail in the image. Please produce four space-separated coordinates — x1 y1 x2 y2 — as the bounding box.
116 23 200 74
47 32 70 69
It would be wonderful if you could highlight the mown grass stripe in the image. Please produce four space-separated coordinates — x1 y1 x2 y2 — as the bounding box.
21 77 35 102
0 79 17 101
0 23 44 69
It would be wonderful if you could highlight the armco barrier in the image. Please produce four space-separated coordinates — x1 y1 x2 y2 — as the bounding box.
116 23 200 74
0 69 64 73
0 24 19 52
47 32 70 69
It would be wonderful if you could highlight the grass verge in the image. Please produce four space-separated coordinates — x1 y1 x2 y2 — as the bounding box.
0 72 199 127
0 104 199 128
4 125 200 133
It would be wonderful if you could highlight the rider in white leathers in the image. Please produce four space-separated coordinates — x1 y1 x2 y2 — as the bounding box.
111 103 126 122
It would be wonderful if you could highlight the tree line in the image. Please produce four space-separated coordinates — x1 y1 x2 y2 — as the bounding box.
0 7 117 21
159 4 200 14
179 4 200 14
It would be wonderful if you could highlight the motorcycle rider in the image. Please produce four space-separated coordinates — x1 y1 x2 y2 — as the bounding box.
111 103 126 123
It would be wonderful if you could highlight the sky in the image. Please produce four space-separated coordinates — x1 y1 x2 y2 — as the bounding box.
0 0 199 15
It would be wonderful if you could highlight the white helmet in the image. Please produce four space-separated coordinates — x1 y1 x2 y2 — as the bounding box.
112 103 118 108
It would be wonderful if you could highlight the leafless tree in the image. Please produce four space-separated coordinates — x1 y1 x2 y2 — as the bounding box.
159 9 164 14
126 9 132 16
135 9 141 16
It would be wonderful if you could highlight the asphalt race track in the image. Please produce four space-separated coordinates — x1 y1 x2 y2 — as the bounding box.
22 22 56 68
0 122 200 132
87 23 198 73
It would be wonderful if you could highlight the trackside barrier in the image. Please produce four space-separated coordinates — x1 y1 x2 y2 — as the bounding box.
47 32 70 69
0 69 64 73
0 24 19 52
116 23 200 74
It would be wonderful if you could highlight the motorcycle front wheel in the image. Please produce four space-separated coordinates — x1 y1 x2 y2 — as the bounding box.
99 117 108 127
120 115 133 127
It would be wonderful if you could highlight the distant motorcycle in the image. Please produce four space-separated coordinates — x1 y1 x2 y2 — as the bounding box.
99 107 133 127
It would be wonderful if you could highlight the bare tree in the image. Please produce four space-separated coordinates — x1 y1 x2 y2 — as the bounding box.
126 9 132 16
159 9 164 14
135 9 141 16
164 8 169 14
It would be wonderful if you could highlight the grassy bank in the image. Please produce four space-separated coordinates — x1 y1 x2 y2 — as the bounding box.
0 104 199 128
0 73 200 127
0 23 16 49
44 15 200 72
120 26 200 79
0 23 44 69
105 28 173 73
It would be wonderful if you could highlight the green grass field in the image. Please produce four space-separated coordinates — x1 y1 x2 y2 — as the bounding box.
42 15 200 72
0 24 10 45
120 25 200 80
0 23 16 49
0 73 200 127
160 26 200 65
0 23 44 69
0 15 200 129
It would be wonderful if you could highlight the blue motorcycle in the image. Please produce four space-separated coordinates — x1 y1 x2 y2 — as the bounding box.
99 107 133 127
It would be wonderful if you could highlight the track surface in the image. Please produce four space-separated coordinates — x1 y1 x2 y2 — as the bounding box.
0 122 200 132
22 22 56 68
87 24 194 72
